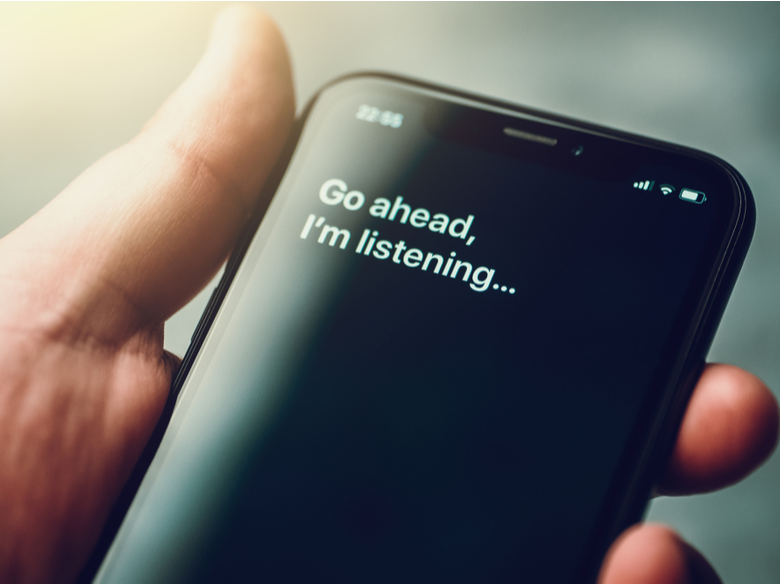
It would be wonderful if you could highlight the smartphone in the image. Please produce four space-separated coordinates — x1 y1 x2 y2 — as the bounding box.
87 73 754 583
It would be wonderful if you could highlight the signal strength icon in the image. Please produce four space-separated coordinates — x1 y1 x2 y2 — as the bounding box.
633 180 654 191
659 184 675 196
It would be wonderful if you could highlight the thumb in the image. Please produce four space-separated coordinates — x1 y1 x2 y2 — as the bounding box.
0 5 294 341
0 8 293 584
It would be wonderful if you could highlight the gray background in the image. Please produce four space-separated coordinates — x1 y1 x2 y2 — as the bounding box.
1 3 778 581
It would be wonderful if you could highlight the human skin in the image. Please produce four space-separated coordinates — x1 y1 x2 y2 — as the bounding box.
0 7 776 584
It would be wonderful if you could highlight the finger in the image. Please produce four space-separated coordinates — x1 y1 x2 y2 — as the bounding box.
599 523 721 584
659 363 779 495
0 5 294 340
164 350 184 375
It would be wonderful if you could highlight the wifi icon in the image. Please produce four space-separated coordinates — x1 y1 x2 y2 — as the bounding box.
659 184 675 196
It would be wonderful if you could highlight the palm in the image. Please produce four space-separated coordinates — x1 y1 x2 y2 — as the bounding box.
0 265 171 582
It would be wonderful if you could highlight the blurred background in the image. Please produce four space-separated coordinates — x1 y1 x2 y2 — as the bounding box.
1 3 779 581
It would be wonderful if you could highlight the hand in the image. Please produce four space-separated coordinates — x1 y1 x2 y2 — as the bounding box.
600 363 778 584
0 7 775 584
0 7 293 583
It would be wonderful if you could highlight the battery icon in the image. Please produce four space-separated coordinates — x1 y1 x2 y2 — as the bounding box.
679 188 706 204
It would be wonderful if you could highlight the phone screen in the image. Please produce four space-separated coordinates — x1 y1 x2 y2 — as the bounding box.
96 77 744 583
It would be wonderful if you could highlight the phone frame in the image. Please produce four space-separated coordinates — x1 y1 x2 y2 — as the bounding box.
80 72 755 583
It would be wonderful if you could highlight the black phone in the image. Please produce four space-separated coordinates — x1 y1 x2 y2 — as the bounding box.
88 73 754 584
